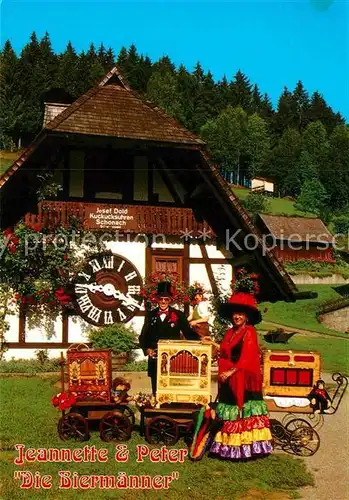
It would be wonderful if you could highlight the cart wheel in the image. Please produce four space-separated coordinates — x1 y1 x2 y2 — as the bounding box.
146 416 179 445
58 413 90 442
120 406 136 427
289 426 320 457
184 422 195 446
270 419 287 441
285 418 312 433
99 411 132 442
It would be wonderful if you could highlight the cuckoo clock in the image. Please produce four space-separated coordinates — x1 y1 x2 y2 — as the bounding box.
74 253 143 325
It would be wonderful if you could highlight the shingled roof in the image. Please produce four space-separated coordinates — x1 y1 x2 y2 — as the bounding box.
45 67 203 145
259 214 335 244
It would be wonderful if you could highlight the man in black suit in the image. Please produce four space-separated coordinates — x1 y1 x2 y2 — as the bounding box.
139 281 200 395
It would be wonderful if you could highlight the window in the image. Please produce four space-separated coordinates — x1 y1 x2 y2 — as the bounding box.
149 249 185 282
270 368 313 387
152 255 183 280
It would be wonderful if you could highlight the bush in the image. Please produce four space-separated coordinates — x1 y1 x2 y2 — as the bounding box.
123 360 148 371
0 357 61 373
333 215 349 235
87 323 138 355
243 192 270 218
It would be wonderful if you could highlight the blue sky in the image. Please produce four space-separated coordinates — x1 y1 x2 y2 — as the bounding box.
1 0 348 120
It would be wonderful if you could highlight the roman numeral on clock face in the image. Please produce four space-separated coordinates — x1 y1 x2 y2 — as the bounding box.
77 294 92 313
87 306 102 323
89 259 102 273
117 260 125 272
78 271 91 281
127 285 141 294
75 284 87 294
102 255 114 269
117 308 127 322
124 271 137 282
104 310 114 324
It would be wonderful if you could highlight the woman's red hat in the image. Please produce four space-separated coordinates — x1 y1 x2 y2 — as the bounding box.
219 292 262 325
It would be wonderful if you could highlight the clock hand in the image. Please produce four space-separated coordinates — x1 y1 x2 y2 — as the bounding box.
75 283 104 293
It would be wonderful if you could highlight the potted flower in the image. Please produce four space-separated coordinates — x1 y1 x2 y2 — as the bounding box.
87 323 138 370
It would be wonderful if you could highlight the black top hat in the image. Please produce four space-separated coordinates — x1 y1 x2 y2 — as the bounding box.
157 281 173 297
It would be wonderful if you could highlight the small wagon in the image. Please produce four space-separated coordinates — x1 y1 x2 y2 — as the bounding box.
56 345 135 443
262 349 348 456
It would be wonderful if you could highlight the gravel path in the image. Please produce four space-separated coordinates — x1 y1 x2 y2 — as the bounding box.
263 321 349 340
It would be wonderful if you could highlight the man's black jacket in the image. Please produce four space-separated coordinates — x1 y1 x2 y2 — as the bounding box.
139 306 200 355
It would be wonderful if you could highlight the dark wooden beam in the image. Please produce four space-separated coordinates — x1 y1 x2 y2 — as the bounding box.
156 158 183 205
18 305 26 344
199 244 219 296
62 313 69 344
183 242 190 316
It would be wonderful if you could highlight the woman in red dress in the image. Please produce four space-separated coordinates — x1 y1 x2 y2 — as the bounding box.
210 292 273 460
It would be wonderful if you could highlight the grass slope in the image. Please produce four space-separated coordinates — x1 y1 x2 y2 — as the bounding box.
232 187 316 217
260 285 348 337
0 377 313 499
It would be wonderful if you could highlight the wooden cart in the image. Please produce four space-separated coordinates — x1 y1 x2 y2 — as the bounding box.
57 346 135 443
262 349 348 456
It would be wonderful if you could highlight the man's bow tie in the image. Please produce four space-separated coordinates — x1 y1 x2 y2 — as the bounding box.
157 309 169 316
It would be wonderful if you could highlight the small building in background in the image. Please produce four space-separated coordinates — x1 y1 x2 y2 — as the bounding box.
251 176 275 195
257 214 336 263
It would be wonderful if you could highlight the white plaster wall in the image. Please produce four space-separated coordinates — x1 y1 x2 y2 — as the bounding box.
3 241 232 359
265 180 274 193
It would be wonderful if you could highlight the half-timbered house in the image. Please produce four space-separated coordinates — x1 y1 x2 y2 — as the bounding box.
0 67 301 359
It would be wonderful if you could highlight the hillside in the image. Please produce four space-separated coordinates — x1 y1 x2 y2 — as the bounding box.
232 187 317 217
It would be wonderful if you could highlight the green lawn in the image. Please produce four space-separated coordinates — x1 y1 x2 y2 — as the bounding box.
232 187 316 217
260 285 348 337
0 377 313 499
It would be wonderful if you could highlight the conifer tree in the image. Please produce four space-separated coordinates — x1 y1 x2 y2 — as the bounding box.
301 120 328 180
17 32 43 135
97 43 115 70
56 41 79 97
324 125 349 210
291 80 310 130
273 87 295 136
192 70 218 131
250 84 263 115
268 127 301 195
308 91 344 133
295 179 328 215
177 64 197 128
230 70 252 110
136 55 153 92
216 75 231 113
193 62 205 84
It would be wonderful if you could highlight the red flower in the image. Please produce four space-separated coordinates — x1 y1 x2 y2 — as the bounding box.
51 392 76 411
63 255 69 260
3 227 13 237
169 312 178 323
8 244 17 254
14 293 20 300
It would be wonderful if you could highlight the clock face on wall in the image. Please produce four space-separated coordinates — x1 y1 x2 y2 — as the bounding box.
74 253 143 326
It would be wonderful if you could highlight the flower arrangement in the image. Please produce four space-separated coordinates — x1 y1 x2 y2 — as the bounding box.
51 392 77 411
140 272 190 307
186 281 208 304
0 223 80 338
231 268 260 296
133 392 157 410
